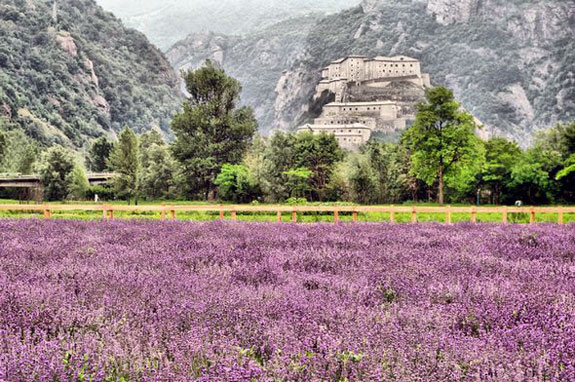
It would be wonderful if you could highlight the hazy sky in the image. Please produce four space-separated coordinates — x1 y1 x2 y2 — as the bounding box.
96 0 362 49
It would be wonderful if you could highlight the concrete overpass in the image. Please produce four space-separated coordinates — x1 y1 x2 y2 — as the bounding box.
0 173 115 188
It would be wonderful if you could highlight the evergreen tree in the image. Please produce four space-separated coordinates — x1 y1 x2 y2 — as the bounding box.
403 87 481 205
138 131 177 200
171 60 258 200
108 126 139 203
87 136 114 172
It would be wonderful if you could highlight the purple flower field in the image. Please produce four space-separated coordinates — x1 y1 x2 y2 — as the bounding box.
1 220 574 381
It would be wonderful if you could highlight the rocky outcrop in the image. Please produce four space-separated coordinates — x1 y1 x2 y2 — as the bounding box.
273 65 319 132
84 59 99 86
55 32 77 57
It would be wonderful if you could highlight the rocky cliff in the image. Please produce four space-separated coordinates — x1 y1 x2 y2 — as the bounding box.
0 0 181 148
168 0 575 145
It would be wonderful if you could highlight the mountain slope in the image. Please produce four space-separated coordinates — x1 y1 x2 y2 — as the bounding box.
168 0 575 144
167 16 319 133
0 0 181 148
95 0 362 51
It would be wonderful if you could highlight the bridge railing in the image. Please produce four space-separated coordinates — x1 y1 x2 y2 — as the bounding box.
0 204 574 224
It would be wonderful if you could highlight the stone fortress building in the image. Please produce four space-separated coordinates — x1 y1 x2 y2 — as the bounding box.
298 55 432 150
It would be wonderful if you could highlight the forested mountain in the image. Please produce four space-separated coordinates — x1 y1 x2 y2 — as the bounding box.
168 0 575 144
95 0 362 50
0 0 181 149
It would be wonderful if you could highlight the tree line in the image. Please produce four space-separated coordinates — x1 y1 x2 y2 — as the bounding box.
1 61 574 205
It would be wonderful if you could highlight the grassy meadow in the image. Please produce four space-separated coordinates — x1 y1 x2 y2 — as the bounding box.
1 199 574 224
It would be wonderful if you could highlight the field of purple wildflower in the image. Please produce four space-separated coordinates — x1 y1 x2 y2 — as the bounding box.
1 220 574 381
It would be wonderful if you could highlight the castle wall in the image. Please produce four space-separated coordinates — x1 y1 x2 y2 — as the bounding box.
297 123 372 150
322 102 399 120
303 55 431 150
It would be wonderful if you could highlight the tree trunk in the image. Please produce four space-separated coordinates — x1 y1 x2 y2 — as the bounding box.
438 167 445 206
208 187 216 203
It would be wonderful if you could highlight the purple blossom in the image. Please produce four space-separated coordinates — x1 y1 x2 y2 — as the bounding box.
1 220 574 381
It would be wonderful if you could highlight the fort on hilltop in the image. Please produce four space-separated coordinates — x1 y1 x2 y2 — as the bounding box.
298 55 431 150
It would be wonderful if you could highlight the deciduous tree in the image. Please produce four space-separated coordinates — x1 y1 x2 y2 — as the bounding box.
37 146 76 201
403 87 481 205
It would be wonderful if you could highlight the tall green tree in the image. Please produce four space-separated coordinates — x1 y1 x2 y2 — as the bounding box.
67 165 90 201
294 132 344 201
108 126 139 203
138 130 177 200
171 60 258 200
259 131 298 201
364 142 413 204
480 137 522 204
403 87 481 205
37 146 76 201
87 136 114 172
348 154 378 205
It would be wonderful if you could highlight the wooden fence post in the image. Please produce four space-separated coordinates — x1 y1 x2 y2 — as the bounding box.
102 204 107 220
389 205 395 224
352 208 358 223
471 206 477 224
502 207 508 224
219 205 224 220
446 205 452 224
411 206 417 223
277 211 282 223
43 204 51 219
334 209 339 224
231 207 237 221
161 203 166 220
108 209 114 220
170 208 176 221
292 209 297 223
558 207 564 225
530 206 536 224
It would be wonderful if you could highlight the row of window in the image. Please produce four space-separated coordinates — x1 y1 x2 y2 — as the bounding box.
337 137 363 143
324 120 369 125
341 106 383 111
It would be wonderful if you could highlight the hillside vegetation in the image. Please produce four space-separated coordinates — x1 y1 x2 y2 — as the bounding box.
0 0 181 149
